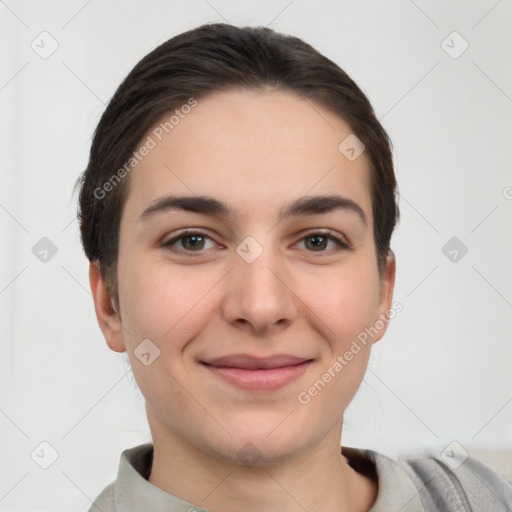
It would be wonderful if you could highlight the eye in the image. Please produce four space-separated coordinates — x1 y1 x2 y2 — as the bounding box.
162 229 350 255
296 232 349 252
162 230 217 253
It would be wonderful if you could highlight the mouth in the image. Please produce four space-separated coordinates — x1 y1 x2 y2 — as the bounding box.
200 354 313 391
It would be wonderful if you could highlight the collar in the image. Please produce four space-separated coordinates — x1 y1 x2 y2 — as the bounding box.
111 443 424 512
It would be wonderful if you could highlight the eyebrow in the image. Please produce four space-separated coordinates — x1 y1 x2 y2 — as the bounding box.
138 194 367 225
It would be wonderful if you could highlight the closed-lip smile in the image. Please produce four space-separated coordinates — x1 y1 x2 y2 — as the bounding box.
201 354 313 391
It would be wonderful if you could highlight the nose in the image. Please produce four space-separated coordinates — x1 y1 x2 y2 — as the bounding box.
220 242 299 336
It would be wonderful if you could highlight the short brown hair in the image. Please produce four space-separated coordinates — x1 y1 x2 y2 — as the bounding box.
75 23 399 308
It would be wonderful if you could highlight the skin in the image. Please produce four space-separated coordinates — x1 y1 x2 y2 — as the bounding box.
90 89 395 512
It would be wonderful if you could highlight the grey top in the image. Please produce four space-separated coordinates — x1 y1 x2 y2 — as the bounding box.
88 443 512 511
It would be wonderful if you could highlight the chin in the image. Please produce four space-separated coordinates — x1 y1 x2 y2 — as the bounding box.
209 419 311 468
219 439 303 468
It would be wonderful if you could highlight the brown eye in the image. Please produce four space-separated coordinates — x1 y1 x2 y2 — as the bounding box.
163 231 216 253
305 235 329 251
298 232 349 253
181 234 206 251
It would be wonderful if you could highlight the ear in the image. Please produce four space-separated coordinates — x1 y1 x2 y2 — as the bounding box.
372 250 397 343
89 261 126 353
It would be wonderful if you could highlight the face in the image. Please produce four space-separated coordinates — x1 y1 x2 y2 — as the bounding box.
91 89 395 465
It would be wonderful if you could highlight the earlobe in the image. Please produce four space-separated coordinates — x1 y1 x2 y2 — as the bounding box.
89 261 127 353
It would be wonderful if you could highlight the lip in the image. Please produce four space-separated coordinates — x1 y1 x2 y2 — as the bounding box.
201 354 313 391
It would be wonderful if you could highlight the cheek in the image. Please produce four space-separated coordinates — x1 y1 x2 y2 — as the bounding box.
300 263 381 346
117 257 218 409
295 267 379 418
117 254 219 348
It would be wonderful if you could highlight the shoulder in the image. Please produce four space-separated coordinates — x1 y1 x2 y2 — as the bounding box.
394 448 512 511
343 445 512 512
87 481 116 512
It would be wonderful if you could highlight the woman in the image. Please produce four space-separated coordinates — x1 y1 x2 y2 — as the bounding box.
76 23 512 511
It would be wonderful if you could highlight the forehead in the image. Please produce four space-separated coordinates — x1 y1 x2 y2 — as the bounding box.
123 89 372 222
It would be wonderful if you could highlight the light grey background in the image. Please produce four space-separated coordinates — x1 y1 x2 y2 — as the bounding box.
1 1 511 510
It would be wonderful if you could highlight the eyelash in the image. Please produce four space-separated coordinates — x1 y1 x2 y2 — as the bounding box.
161 229 350 256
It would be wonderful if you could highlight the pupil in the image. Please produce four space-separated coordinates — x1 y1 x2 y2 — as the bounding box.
308 235 326 250
184 235 203 249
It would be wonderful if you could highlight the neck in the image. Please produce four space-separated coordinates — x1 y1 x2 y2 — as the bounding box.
147 415 377 512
